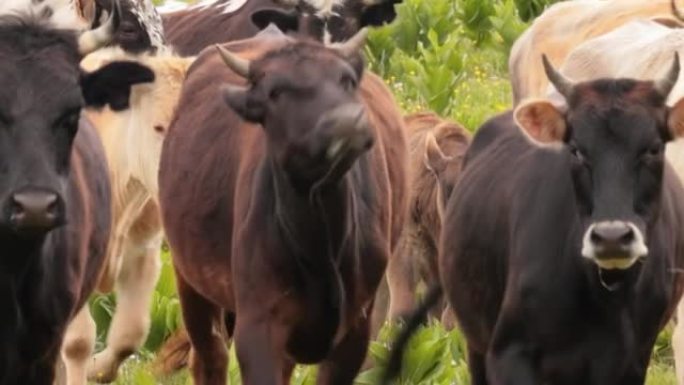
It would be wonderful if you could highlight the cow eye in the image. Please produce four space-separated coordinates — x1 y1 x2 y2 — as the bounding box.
119 21 138 36
56 109 80 136
269 87 283 101
340 74 356 92
642 143 663 159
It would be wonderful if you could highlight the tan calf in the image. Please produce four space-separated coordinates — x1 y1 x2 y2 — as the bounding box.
386 112 469 327
60 48 194 385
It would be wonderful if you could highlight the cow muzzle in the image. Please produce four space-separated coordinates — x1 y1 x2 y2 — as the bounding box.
7 188 64 236
581 221 648 270
320 103 374 162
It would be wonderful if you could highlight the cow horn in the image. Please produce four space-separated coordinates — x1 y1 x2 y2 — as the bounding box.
215 45 251 78
672 0 684 22
655 52 681 98
77 0 120 55
329 28 369 58
542 54 574 100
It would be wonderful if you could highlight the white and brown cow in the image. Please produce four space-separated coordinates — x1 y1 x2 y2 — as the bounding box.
58 47 194 385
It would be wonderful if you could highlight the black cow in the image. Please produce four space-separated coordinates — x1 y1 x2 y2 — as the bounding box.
384 55 684 385
0 6 156 384
160 0 402 56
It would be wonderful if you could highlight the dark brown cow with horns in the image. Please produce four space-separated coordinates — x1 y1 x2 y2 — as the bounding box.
384 55 684 385
158 25 408 385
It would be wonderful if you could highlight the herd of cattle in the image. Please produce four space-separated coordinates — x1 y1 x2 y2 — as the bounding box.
7 0 684 384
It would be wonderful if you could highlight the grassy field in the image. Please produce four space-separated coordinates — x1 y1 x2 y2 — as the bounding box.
88 0 680 384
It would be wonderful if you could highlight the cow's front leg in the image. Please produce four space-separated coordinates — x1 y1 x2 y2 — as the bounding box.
88 235 162 383
234 315 290 385
486 315 538 385
315 312 371 385
61 305 96 385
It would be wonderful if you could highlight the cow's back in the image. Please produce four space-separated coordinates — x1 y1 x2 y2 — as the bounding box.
161 0 287 56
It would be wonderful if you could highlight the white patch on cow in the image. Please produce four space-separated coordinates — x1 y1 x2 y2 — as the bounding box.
219 0 248 14
156 0 190 13
581 221 648 270
323 27 333 45
304 0 346 17
0 0 88 30
162 0 247 15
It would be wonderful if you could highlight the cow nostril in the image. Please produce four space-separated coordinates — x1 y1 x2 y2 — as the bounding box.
619 227 635 244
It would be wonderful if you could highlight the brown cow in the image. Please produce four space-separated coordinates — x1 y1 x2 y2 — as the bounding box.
385 112 469 328
158 26 408 385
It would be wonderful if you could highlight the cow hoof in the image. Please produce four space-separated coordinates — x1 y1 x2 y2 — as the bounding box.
86 350 126 384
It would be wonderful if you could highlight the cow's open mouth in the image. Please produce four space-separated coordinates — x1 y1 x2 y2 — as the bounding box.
596 261 641 292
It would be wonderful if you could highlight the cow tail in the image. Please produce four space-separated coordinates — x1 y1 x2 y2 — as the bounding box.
381 284 444 385
152 327 191 376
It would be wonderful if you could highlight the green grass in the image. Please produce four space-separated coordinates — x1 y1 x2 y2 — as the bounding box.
99 322 677 385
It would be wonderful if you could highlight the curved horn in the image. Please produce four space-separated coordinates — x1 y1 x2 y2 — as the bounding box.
542 54 575 100
329 28 369 58
77 0 120 55
655 52 681 98
215 45 251 78
672 0 684 22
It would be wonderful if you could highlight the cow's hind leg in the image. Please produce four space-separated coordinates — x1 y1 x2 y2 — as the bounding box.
315 314 371 385
177 274 228 385
387 236 417 321
61 305 96 385
88 235 162 383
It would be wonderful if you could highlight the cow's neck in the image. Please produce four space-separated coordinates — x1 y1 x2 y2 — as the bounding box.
268 158 357 265
266 157 363 322
0 235 46 343
584 261 642 303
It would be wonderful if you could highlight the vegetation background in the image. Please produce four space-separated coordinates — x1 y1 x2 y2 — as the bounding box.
88 0 678 383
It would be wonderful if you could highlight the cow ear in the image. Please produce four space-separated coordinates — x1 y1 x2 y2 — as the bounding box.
80 61 155 111
514 99 567 145
424 133 450 175
221 85 264 123
360 0 400 27
251 8 299 33
668 97 684 139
